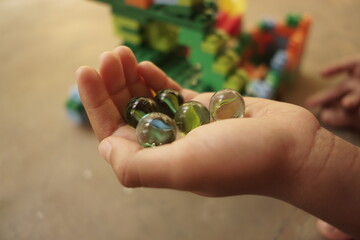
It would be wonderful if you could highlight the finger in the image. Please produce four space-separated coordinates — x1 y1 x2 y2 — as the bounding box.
317 220 352 240
99 136 189 189
341 91 360 109
76 66 121 140
114 46 152 97
138 61 182 92
181 89 199 101
99 51 131 115
305 84 348 108
320 107 359 128
321 59 357 78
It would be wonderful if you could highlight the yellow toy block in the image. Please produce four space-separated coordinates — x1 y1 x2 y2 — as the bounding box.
218 0 246 17
145 21 178 52
201 31 229 55
122 32 143 45
212 50 240 76
113 15 141 31
223 69 248 91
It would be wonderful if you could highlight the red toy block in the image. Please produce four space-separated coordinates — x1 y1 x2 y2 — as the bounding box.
216 11 242 37
125 0 153 9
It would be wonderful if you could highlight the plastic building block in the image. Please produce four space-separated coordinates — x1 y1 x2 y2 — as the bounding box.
270 50 287 73
178 0 203 7
65 85 88 125
224 69 248 92
216 11 242 36
201 31 228 55
145 21 178 52
125 0 153 9
212 50 240 76
154 0 177 5
246 80 274 99
286 13 302 28
218 0 246 17
68 0 313 124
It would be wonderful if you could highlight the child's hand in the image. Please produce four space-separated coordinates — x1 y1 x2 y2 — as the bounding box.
76 46 320 197
306 56 360 128
77 46 360 238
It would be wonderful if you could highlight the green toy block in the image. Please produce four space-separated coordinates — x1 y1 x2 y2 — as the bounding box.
236 33 253 54
265 69 281 89
178 0 203 7
109 0 214 31
286 14 302 28
66 99 85 112
178 27 204 48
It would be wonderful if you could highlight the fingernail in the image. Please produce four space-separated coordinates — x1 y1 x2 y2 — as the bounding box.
99 140 112 163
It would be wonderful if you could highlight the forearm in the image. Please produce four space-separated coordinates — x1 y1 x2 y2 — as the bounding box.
287 127 360 238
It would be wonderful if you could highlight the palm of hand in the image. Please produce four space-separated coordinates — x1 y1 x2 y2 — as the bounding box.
77 46 320 197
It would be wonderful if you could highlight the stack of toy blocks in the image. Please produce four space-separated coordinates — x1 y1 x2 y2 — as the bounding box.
65 0 312 124
100 0 311 96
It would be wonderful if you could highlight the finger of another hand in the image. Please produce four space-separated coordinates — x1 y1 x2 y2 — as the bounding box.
321 59 358 78
114 46 152 97
320 107 359 128
76 66 122 140
306 84 348 108
341 91 360 109
99 51 132 115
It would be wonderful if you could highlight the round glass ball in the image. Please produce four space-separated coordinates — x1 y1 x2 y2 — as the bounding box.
174 101 210 135
136 112 177 148
124 97 159 128
209 89 245 121
154 89 184 118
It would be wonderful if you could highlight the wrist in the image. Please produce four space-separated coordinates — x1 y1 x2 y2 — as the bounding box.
285 127 360 237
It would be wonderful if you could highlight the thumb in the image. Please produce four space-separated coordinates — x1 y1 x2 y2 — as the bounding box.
98 136 190 189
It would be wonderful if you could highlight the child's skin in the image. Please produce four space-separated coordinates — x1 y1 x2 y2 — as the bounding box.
306 55 360 129
306 56 360 239
76 46 360 239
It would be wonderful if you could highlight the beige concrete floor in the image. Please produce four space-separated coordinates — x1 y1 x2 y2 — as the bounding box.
0 0 359 239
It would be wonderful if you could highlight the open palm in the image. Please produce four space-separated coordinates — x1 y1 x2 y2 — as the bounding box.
77 46 320 197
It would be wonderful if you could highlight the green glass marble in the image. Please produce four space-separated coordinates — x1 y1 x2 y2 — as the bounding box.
155 89 184 118
209 89 245 121
124 97 159 128
175 101 210 135
136 112 177 148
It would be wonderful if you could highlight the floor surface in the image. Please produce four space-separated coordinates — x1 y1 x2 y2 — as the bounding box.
1 0 359 239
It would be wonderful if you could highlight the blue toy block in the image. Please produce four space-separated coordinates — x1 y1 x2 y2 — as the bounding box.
270 50 287 73
246 80 274 99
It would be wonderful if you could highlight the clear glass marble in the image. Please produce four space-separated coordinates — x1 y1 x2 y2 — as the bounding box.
209 89 245 121
136 112 177 148
174 101 210 135
155 89 184 118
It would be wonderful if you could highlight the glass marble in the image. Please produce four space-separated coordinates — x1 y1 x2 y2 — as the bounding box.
136 112 177 148
174 101 210 135
209 89 245 121
155 89 184 118
124 97 159 128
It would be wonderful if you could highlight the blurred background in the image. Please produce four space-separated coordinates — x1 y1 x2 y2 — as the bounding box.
0 0 359 239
